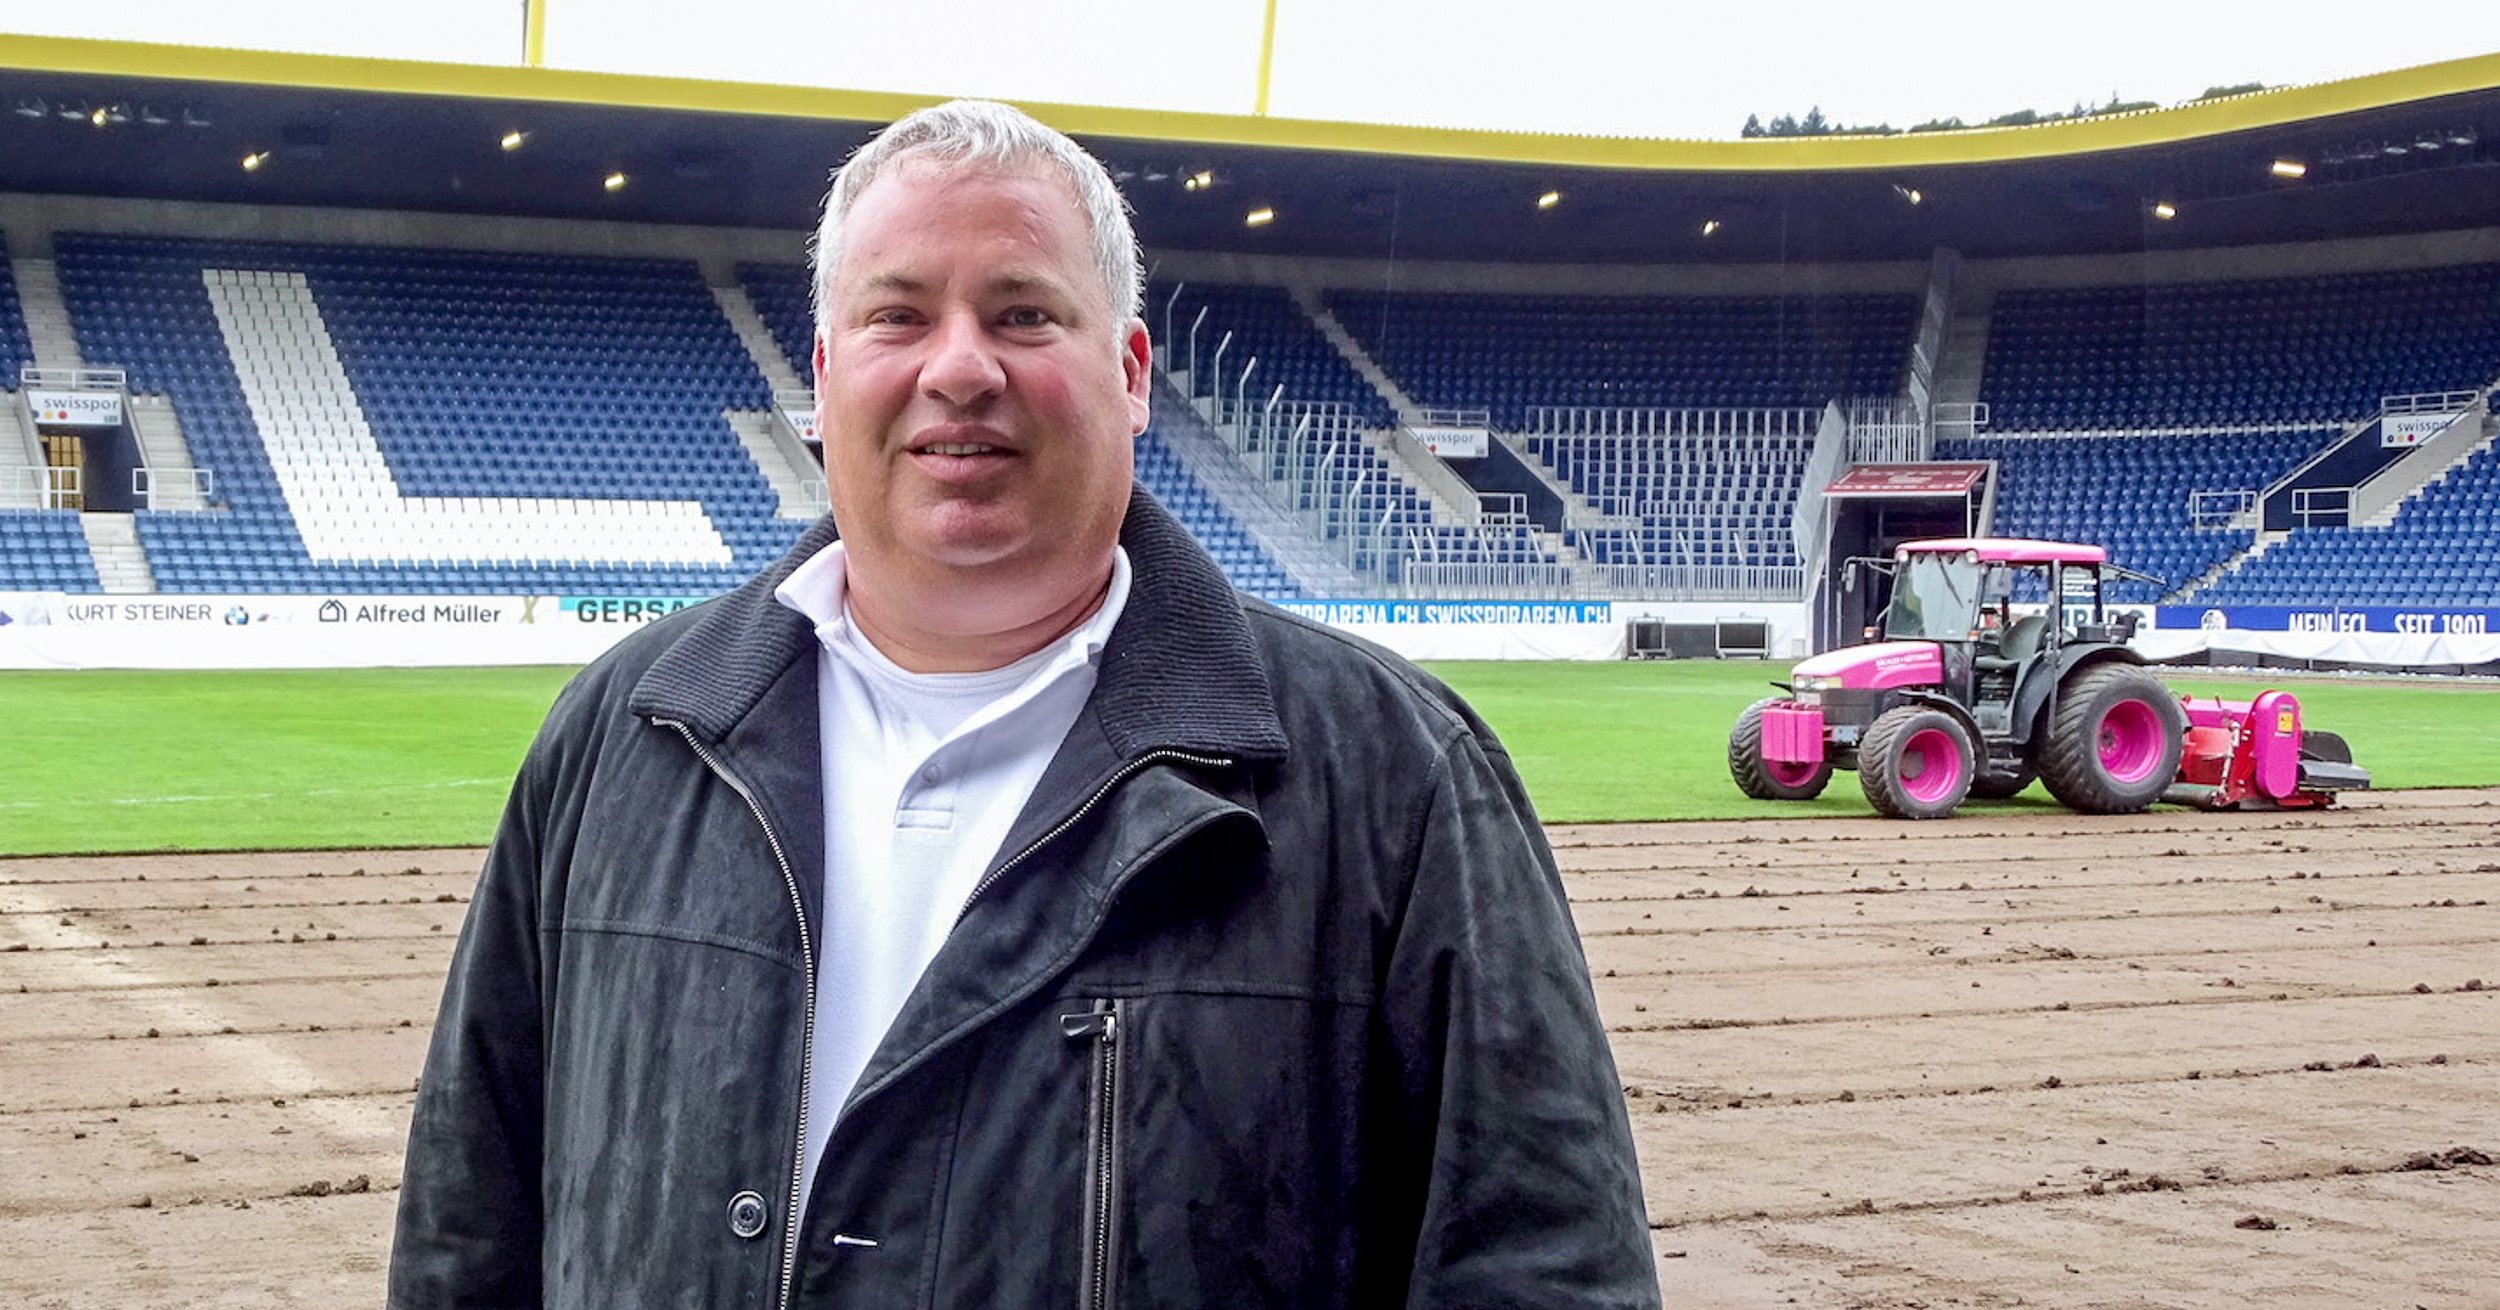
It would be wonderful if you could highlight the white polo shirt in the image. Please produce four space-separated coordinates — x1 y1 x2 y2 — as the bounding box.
772 542 1130 1222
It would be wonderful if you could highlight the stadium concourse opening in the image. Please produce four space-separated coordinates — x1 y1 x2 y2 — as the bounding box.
1811 461 1995 649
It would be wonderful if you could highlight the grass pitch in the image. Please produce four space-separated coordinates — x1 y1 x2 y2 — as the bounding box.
2 666 572 856
4 661 2496 854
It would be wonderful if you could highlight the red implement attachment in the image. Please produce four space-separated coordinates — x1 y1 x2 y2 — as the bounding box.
2166 691 2369 810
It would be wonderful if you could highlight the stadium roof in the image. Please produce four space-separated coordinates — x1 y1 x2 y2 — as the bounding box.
3 34 2497 264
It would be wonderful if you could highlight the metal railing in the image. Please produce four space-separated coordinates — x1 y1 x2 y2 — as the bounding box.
1931 401 1991 433
1524 405 1823 439
2187 488 2258 529
133 466 215 510
1399 559 1579 598
5 463 82 509
2291 486 2354 525
19 366 127 391
2380 389 2478 416
1584 562 1806 600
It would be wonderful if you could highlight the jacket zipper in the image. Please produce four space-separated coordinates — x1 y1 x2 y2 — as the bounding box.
1061 997 1124 1310
655 718 817 1310
958 750 1234 921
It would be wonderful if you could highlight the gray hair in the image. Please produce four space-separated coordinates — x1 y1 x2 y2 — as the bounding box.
810 99 1142 337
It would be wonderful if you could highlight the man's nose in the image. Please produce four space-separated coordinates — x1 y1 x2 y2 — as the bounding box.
920 313 1006 407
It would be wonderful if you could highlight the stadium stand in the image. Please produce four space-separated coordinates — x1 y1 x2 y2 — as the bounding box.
1533 426 1815 577
0 507 101 591
1937 429 2341 603
2192 434 2500 606
1961 261 2500 605
15 229 2489 613
1133 433 1299 599
1326 289 1916 430
1148 281 1395 428
56 234 800 595
1980 264 2500 432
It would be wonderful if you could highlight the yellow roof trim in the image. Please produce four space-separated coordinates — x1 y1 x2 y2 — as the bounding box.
5 33 2496 172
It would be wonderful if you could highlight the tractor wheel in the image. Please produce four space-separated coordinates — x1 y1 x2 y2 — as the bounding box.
1729 698 1832 801
1969 756 2038 800
2300 729 2352 764
2038 665 2186 814
1858 706 1974 820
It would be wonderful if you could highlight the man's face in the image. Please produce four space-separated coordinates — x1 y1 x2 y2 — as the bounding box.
814 160 1149 603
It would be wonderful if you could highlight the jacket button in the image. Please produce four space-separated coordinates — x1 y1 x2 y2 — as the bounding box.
726 1190 769 1240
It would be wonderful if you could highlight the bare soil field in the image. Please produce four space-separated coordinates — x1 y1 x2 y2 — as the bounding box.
4 789 2494 1308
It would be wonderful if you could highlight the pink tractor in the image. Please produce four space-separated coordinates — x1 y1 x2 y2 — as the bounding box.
1729 538 2187 819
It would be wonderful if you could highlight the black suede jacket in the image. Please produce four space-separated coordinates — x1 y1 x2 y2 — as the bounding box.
389 489 1658 1309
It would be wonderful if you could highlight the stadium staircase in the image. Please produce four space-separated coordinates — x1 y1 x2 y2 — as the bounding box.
10 257 84 372
706 276 808 396
126 395 209 511
706 268 827 519
1930 303 1990 430
719 408 827 520
78 512 153 592
1144 379 1361 597
1287 287 1423 422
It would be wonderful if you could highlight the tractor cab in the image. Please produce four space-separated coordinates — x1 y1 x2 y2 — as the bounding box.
1880 539 2142 739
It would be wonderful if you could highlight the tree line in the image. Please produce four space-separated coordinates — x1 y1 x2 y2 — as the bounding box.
1739 83 2269 138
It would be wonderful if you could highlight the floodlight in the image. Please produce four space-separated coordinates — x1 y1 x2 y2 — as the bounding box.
1244 207 1274 227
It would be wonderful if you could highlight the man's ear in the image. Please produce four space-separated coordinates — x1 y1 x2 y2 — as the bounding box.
1121 319 1151 435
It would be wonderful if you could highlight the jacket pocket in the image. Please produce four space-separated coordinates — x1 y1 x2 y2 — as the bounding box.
1061 997 1124 1310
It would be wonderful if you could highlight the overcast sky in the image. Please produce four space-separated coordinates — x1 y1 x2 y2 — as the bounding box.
5 0 2491 141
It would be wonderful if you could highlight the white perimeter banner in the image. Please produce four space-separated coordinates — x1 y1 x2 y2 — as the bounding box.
0 593 707 670
26 389 123 428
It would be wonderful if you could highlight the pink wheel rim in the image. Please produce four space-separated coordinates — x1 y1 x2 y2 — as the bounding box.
1898 726 1964 805
2096 699 2166 783
1765 758 1822 788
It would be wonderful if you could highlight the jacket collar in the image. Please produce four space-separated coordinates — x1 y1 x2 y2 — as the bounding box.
629 486 1289 765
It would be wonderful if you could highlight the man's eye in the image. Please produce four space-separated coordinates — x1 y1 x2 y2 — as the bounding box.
1002 307 1053 328
868 308 921 327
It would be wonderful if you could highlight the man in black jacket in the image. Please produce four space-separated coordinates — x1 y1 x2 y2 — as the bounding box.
390 98 1657 1308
